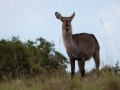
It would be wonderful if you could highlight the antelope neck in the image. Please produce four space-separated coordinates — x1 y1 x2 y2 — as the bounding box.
62 28 73 48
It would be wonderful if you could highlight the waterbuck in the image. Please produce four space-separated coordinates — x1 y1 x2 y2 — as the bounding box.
55 12 100 78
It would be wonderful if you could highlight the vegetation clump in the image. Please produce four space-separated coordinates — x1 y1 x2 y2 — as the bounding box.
0 36 68 81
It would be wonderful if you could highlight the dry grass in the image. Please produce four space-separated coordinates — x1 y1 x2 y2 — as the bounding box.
0 69 120 90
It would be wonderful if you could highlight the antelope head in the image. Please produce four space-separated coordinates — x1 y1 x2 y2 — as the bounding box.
55 12 75 33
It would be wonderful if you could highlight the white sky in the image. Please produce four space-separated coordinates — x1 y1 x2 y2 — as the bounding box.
0 0 120 72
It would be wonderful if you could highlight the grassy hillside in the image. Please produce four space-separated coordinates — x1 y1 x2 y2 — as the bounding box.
0 68 120 90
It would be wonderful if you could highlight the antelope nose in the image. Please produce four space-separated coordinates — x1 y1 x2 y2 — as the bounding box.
65 28 69 32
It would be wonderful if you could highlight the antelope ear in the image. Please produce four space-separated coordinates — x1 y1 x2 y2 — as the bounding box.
70 12 75 20
55 12 63 22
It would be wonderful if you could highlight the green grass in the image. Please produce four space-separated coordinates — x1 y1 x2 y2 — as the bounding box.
0 69 120 90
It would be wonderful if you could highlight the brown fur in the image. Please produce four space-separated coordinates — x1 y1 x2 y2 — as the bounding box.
55 12 100 78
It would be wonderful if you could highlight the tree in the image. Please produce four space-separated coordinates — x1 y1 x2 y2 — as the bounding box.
0 36 68 79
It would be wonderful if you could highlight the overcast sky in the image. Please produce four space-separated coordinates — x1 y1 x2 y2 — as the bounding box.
0 0 120 72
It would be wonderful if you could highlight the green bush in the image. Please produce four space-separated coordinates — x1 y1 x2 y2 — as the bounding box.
0 36 68 80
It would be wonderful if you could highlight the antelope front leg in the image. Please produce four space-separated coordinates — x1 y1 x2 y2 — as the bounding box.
70 58 75 79
78 60 85 78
